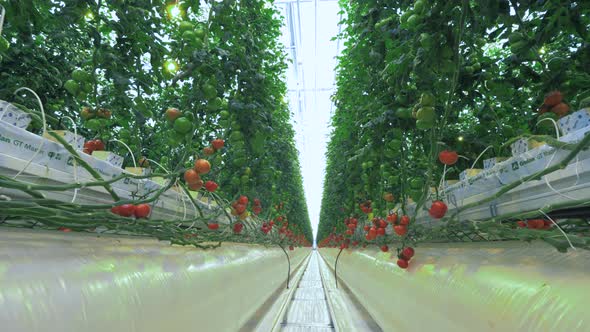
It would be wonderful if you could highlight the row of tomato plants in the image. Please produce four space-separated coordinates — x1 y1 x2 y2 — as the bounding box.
318 0 590 266
0 0 313 244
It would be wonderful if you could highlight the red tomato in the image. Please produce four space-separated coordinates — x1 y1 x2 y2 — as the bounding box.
394 225 407 236
194 159 211 175
188 180 204 191
134 204 151 218
428 200 448 219
378 219 387 228
118 204 136 217
203 147 215 156
233 223 244 234
517 221 526 228
387 213 398 223
184 169 200 184
363 225 370 231
400 215 410 226
289 245 294 251
402 247 415 259
377 227 386 236
238 195 248 205
212 139 225 150
208 223 219 230
438 150 458 165
380 245 389 252
111 205 121 215
397 259 409 269
205 180 218 192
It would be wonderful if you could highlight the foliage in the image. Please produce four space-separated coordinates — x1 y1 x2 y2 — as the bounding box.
318 0 590 250
0 0 312 244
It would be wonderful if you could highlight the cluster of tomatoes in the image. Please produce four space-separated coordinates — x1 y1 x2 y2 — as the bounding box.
203 138 225 156
539 91 569 117
111 203 151 219
252 198 262 215
359 200 373 214
183 145 220 192
83 139 105 155
344 217 358 235
517 219 553 230
230 195 251 220
389 213 411 236
397 247 415 269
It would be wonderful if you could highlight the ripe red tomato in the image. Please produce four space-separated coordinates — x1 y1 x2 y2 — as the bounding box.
428 200 448 219
184 169 200 184
238 195 248 205
397 259 409 269
368 227 377 238
387 213 398 223
347 223 356 230
208 223 219 230
400 215 410 226
233 222 244 234
188 180 204 191
345 229 354 235
438 150 458 165
402 247 415 259
111 205 121 215
380 245 389 252
378 219 387 228
363 225 370 231
394 225 407 236
517 221 526 228
377 227 386 236
59 227 72 232
212 138 225 150
118 204 136 217
253 198 261 206
234 203 246 214
205 180 218 192
134 204 151 218
194 159 211 175
289 245 294 251
203 147 215 156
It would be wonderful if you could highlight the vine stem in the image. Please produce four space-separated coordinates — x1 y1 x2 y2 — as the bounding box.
48 132 121 201
278 243 291 289
334 247 343 289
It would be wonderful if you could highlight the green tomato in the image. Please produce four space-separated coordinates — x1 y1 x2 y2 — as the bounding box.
240 175 249 185
396 108 412 119
219 110 230 119
207 97 223 110
179 21 194 32
419 93 435 107
231 177 240 186
406 14 420 28
391 128 404 139
64 80 79 95
414 0 425 13
173 117 193 134
419 33 433 49
416 119 434 130
388 139 402 150
233 157 246 167
182 30 196 42
202 84 217 100
400 11 412 24
410 178 424 189
416 107 436 122
0 36 10 52
86 118 101 131
72 69 89 82
194 28 206 40
82 82 93 93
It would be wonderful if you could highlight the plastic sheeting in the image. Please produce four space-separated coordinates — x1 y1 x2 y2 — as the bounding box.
0 228 308 332
320 242 590 332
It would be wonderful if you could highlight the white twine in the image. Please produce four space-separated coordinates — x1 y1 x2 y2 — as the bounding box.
0 5 5 36
12 87 47 179
471 145 493 169
62 116 79 203
535 117 561 139
538 210 576 250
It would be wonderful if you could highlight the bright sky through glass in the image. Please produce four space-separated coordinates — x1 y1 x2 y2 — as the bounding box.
276 0 342 240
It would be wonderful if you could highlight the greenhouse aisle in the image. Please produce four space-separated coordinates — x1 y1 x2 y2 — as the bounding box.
281 251 335 331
